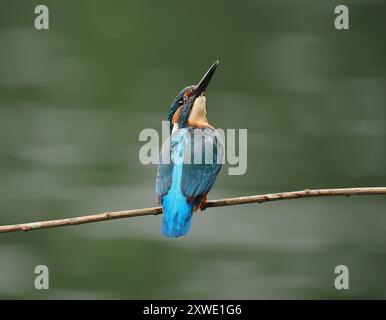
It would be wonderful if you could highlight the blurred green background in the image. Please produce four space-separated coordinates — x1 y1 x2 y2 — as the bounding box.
0 0 385 299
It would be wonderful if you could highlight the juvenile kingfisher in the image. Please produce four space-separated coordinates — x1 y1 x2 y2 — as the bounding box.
156 61 223 238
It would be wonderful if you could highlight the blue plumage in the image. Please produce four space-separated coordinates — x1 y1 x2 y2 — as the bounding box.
160 129 194 237
156 127 223 237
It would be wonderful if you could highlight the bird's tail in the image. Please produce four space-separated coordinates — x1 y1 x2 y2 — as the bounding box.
161 193 193 238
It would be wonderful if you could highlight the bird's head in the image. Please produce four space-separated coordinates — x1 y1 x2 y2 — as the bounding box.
167 60 219 132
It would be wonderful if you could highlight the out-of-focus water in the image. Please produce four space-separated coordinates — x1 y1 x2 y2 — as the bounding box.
0 0 385 298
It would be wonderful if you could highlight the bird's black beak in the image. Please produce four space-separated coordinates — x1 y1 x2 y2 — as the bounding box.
191 60 219 100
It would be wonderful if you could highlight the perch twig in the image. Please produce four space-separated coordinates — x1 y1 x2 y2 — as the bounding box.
0 187 385 234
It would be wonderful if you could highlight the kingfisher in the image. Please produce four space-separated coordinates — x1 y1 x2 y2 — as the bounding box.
156 61 223 238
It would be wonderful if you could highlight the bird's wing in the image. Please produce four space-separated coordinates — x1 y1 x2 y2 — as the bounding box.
156 129 186 200
181 127 223 201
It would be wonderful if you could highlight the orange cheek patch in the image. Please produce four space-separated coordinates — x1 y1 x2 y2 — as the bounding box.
184 88 193 99
172 108 180 124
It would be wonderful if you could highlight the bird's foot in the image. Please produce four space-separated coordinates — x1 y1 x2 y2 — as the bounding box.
198 194 208 213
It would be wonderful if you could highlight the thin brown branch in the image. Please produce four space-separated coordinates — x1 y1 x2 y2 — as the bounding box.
0 187 385 234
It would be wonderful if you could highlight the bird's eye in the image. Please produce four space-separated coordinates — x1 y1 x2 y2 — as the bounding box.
178 100 184 106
